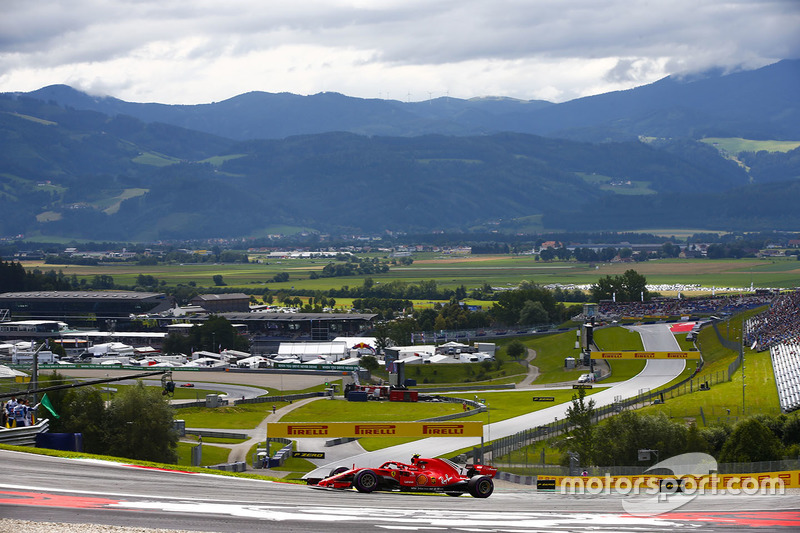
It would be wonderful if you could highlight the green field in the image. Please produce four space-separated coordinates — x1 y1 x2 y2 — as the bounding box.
700 137 800 155
22 256 800 297
576 172 657 195
132 151 181 166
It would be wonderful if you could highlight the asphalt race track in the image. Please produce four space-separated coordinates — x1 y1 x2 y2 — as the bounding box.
1 450 799 532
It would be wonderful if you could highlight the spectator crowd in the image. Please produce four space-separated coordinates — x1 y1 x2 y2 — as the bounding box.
598 292 778 320
744 290 800 352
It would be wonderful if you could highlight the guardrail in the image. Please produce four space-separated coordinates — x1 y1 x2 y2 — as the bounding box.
184 429 250 440
0 418 50 447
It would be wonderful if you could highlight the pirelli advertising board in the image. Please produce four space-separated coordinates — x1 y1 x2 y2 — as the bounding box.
591 351 701 360
268 421 483 438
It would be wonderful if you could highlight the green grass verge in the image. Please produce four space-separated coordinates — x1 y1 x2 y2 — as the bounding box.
176 442 231 467
177 401 291 429
94 383 225 400
280 398 461 422
374 358 526 386
440 389 605 426
516 332 584 384
639 348 781 425
594 325 647 383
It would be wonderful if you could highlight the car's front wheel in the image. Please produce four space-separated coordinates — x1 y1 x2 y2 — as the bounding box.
467 475 494 498
329 466 348 478
353 469 380 493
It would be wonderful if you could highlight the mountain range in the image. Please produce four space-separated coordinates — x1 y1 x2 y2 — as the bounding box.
1 59 798 241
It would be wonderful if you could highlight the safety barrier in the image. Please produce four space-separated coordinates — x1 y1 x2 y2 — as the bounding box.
206 461 247 473
0 418 50 447
185 429 250 440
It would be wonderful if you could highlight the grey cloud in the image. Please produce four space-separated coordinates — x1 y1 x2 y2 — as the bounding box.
1 0 798 100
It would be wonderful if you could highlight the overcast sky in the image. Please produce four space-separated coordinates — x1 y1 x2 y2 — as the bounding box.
1 0 798 104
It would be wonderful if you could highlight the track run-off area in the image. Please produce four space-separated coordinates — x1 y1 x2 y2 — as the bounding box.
3 325 799 532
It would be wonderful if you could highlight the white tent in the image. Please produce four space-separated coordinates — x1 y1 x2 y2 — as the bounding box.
184 357 226 368
426 354 455 364
334 357 362 366
89 342 134 356
0 365 27 378
236 356 270 368
277 341 348 362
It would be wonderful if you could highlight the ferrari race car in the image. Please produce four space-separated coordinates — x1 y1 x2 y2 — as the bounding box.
308 455 497 498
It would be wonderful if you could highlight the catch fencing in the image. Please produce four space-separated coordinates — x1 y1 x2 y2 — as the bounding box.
492 458 800 478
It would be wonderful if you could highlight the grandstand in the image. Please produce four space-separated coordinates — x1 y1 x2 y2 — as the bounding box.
771 343 800 413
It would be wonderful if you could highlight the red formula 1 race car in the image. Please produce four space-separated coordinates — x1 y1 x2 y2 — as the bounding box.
308 455 497 498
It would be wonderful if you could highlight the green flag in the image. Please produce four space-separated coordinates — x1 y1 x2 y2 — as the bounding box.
40 393 60 419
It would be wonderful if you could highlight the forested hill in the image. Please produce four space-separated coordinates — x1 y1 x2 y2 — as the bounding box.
15 59 800 142
4 91 799 241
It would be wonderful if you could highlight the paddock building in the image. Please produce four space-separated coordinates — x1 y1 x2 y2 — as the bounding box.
0 291 173 322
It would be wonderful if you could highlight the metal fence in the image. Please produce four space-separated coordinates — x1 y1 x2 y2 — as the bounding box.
234 392 321 406
491 458 800 478
412 324 568 344
711 321 745 377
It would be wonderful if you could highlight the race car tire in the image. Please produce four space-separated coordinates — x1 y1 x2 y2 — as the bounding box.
329 466 348 478
467 475 494 498
353 469 380 493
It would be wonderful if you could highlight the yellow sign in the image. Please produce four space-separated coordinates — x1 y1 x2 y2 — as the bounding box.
591 351 701 360
268 421 484 438
538 470 800 490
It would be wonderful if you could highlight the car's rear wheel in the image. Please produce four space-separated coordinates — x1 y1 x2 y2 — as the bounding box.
353 469 379 493
467 475 494 498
